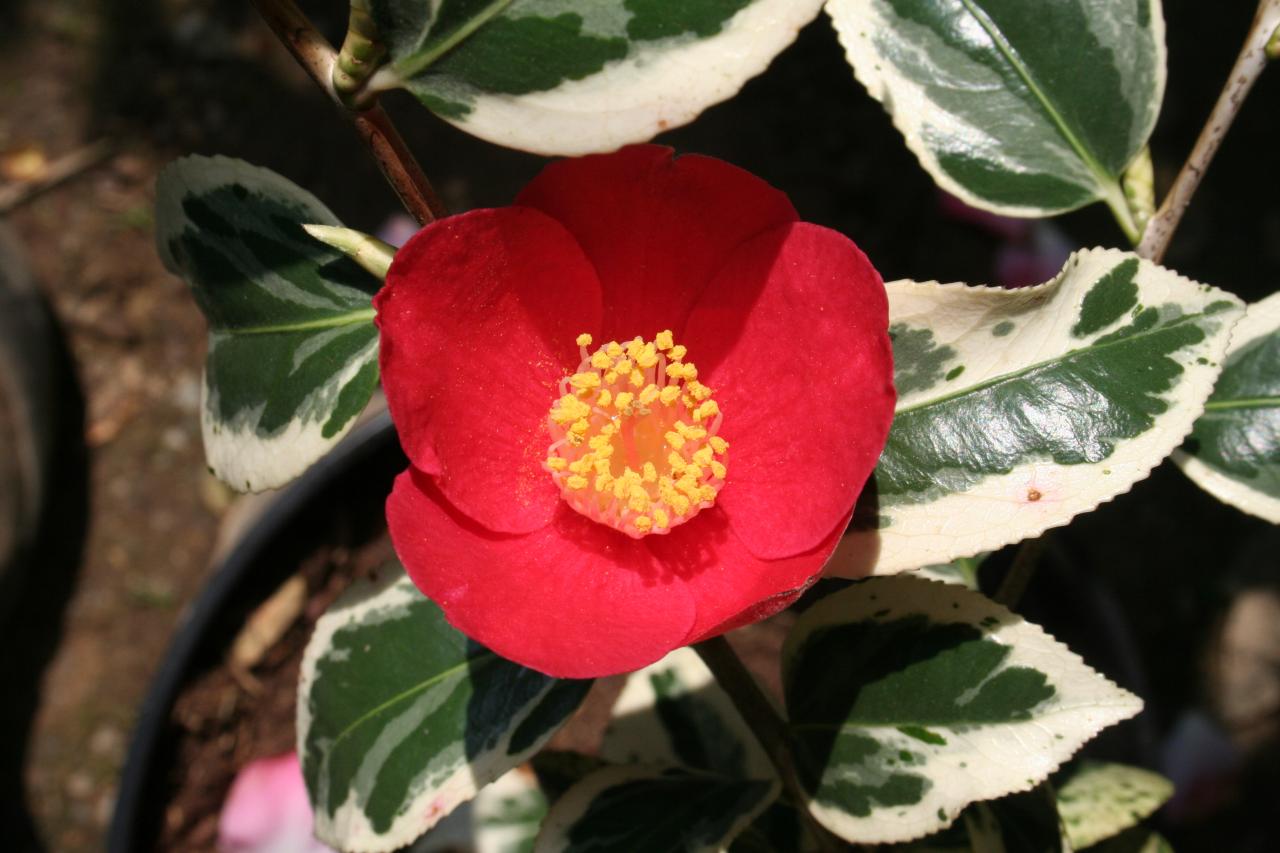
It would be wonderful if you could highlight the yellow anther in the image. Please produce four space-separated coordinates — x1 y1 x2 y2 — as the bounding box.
628 487 650 513
546 330 726 538
687 381 712 401
570 371 600 392
636 343 659 369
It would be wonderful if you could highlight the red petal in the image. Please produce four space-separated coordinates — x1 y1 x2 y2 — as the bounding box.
647 506 852 644
683 223 895 560
388 468 697 678
516 145 797 342
375 208 603 534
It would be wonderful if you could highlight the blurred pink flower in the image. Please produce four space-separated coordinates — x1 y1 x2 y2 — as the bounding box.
218 752 332 853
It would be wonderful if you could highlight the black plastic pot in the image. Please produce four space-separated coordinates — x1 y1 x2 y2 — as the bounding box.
108 411 405 852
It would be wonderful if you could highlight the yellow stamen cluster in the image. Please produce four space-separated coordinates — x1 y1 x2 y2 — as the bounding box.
544 331 729 538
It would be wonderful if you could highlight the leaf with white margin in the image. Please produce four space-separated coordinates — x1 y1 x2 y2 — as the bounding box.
826 0 1164 224
534 765 777 852
298 564 593 853
366 0 826 155
1175 292 1280 523
601 646 771 780
1055 762 1172 850
471 767 548 853
782 576 1142 844
828 248 1243 576
156 155 382 492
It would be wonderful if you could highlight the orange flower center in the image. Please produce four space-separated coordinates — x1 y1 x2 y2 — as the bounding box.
544 331 728 538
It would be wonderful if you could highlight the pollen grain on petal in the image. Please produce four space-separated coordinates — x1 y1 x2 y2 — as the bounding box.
542 332 728 539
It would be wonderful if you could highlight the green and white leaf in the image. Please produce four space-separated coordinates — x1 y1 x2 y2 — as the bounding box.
156 155 382 492
1174 292 1280 522
782 576 1142 844
471 767 549 853
602 647 771 780
1087 828 1174 853
1056 762 1172 850
828 248 1243 576
366 0 826 155
826 0 1164 225
298 564 592 853
534 765 777 853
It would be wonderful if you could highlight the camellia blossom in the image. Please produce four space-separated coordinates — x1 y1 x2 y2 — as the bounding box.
376 145 895 678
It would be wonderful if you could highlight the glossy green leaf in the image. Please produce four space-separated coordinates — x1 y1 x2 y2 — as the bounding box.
601 647 770 780
298 565 592 852
782 576 1142 844
828 248 1243 576
156 156 382 492
1175 291 1280 522
366 0 826 154
1056 762 1172 850
534 766 777 852
826 0 1165 224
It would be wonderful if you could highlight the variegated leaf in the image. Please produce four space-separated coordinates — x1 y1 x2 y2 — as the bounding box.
534 765 777 853
782 576 1142 844
602 647 771 780
156 156 382 492
1056 762 1172 850
298 565 592 853
1174 292 1280 522
826 0 1165 225
828 248 1243 576
366 0 825 155
471 767 549 853
1088 828 1174 853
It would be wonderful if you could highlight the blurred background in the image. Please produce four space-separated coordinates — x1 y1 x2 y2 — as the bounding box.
0 0 1277 850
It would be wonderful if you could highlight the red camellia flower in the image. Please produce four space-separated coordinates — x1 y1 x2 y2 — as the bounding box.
375 145 894 678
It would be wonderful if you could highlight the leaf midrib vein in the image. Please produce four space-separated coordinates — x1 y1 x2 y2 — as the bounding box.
220 307 375 336
1203 395 1280 412
328 651 500 756
956 0 1117 189
895 312 1209 417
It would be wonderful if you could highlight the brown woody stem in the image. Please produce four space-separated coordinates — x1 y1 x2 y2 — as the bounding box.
250 0 446 225
1136 0 1280 262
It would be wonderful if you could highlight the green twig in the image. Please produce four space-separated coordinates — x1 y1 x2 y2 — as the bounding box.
694 636 846 853
333 0 388 109
1137 0 1280 262
994 537 1047 608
